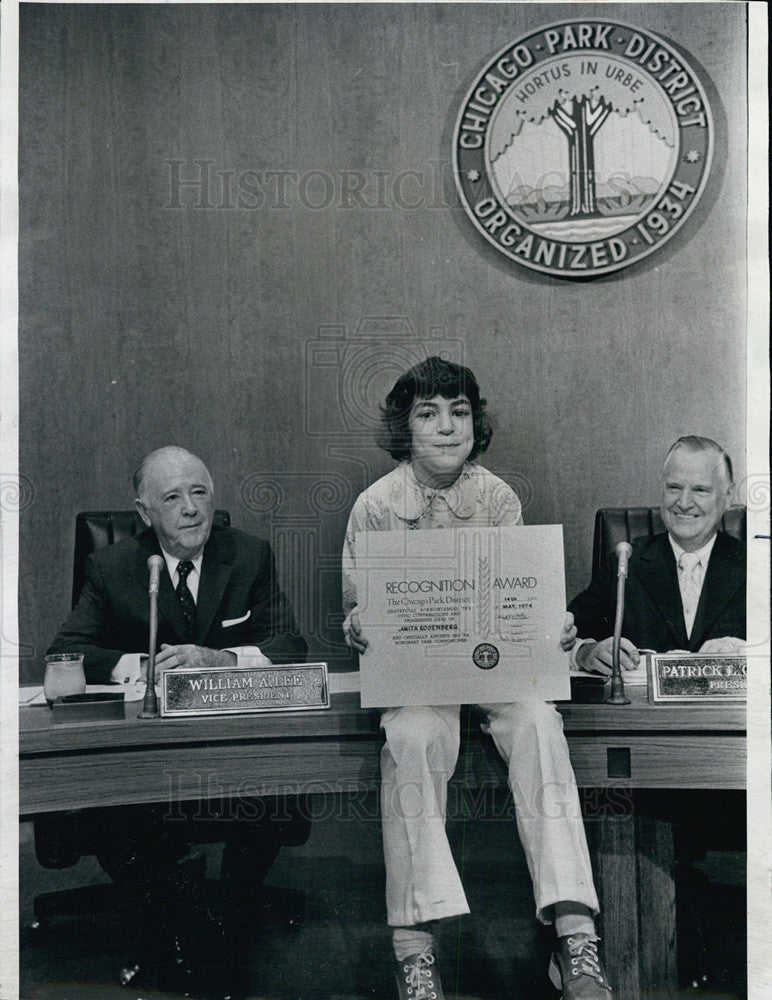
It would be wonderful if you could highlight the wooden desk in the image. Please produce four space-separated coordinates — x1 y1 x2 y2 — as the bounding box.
19 687 745 813
20 688 746 999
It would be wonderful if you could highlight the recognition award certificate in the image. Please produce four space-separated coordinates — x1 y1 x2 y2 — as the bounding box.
353 525 570 707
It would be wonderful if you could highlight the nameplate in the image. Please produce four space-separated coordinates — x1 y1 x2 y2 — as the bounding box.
648 653 746 702
161 662 329 717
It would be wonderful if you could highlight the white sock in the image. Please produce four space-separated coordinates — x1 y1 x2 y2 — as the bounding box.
393 925 436 961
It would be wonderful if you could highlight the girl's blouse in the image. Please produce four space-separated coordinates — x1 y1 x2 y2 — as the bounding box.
342 461 523 613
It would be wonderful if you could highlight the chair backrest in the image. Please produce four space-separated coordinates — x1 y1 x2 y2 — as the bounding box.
592 506 746 579
72 509 231 606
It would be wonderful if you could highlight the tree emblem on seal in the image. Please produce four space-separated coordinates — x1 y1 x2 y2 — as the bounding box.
549 90 612 216
453 20 713 278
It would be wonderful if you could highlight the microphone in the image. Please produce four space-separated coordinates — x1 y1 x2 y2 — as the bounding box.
147 554 164 594
615 541 633 578
140 556 164 718
607 541 632 705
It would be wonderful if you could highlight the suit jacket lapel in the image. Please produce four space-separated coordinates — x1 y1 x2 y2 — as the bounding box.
194 530 234 645
134 529 196 643
633 534 689 649
689 532 745 649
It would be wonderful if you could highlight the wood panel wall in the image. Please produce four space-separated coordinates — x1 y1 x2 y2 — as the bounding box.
17 3 747 683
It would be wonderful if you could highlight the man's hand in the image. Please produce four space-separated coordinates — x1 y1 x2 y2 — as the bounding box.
559 612 577 652
698 637 745 655
155 644 237 673
575 636 640 676
343 610 368 654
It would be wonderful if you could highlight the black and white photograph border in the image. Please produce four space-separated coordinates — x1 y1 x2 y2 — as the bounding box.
1 2 769 999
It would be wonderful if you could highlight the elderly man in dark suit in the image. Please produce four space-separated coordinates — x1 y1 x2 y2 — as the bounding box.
52 445 305 680
568 435 745 669
48 446 308 996
567 435 745 989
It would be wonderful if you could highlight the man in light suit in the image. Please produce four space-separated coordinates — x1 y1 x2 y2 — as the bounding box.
47 446 308 996
568 435 745 669
567 435 745 989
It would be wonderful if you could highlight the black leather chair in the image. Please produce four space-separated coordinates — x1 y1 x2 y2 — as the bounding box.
590 505 746 990
591 505 746 578
31 509 307 937
70 509 231 607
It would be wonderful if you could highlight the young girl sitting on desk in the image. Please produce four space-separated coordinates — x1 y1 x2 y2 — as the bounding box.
342 356 612 1000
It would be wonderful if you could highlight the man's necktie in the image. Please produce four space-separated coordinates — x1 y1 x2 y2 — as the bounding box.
677 551 702 639
176 559 196 638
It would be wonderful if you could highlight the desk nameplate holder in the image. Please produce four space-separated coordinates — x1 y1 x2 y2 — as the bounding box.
161 662 329 717
647 653 746 703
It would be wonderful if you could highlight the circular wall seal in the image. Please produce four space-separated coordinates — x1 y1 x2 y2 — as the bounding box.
473 643 500 670
453 19 713 278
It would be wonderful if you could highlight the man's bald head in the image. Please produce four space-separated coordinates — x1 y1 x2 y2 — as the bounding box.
133 446 213 498
134 447 215 560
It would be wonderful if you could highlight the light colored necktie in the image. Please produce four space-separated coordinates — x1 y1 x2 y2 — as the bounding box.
677 551 702 638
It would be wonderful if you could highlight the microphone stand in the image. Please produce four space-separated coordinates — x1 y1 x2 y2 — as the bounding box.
139 580 160 719
606 549 631 705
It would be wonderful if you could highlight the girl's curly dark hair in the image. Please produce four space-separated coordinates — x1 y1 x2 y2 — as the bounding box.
376 356 493 461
